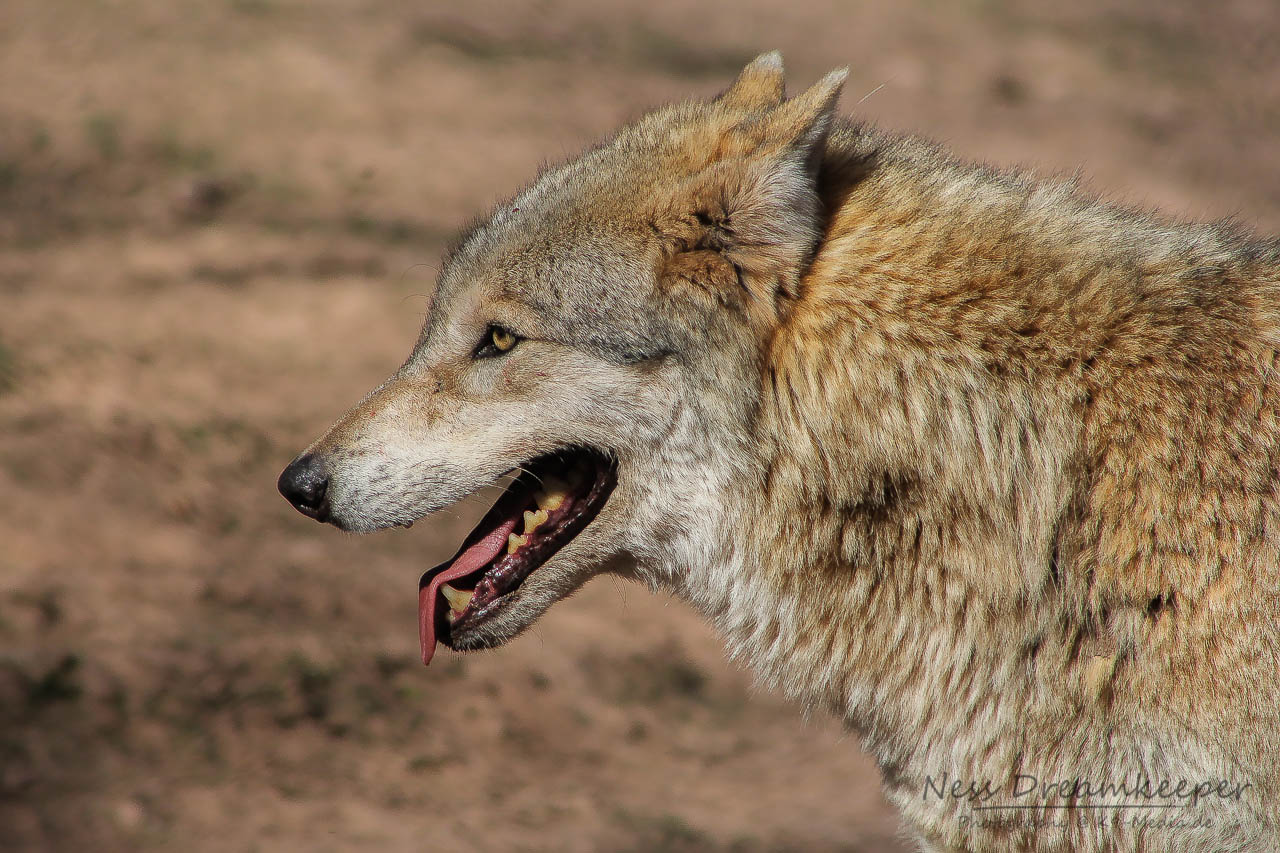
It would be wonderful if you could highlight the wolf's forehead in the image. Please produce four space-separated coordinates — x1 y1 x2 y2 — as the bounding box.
444 191 651 295
423 208 678 364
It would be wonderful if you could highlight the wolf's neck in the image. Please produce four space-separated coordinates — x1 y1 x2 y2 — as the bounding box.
695 169 1085 778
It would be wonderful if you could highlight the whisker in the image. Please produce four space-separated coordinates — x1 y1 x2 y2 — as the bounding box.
857 77 893 106
510 466 547 489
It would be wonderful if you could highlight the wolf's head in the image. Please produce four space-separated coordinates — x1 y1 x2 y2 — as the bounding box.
278 54 847 663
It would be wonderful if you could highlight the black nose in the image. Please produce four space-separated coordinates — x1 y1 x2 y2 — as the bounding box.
277 453 330 519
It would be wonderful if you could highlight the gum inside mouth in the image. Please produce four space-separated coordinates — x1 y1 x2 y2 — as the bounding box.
417 448 617 665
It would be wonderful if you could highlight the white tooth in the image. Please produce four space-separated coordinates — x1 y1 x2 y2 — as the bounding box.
535 489 565 507
507 533 529 554
441 583 473 613
523 509 549 534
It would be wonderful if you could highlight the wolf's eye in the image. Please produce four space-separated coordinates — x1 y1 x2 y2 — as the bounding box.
474 325 520 359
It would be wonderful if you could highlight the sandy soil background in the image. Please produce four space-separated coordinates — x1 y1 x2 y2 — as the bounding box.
2 1 1278 850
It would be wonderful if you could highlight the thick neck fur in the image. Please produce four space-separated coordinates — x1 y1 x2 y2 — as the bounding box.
677 121 1280 849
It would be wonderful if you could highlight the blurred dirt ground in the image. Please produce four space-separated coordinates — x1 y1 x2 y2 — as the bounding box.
1 1 1277 850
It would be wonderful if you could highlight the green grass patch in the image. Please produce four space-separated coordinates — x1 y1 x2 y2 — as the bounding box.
28 125 50 154
0 160 17 193
83 112 122 160
343 212 441 246
150 129 218 172
611 808 710 852
0 337 18 394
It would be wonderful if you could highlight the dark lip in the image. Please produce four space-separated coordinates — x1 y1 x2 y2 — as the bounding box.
423 448 618 648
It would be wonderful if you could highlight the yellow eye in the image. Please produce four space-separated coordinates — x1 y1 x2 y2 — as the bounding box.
474 325 521 359
491 327 517 352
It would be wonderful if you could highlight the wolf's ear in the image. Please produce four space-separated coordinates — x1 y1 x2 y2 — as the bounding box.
657 68 847 322
718 51 786 111
709 68 847 288
756 66 848 184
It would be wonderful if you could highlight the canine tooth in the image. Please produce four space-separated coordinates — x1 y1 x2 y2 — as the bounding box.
523 509 549 534
441 583 473 613
507 533 529 554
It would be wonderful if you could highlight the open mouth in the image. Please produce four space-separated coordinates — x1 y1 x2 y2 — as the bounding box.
417 448 617 665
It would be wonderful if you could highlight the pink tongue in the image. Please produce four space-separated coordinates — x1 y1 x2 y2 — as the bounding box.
418 515 521 665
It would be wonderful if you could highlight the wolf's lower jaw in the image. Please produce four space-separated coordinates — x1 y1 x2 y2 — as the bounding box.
416 447 617 664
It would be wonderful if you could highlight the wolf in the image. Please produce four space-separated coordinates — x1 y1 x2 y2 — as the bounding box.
279 53 1280 851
